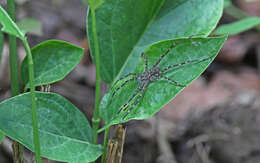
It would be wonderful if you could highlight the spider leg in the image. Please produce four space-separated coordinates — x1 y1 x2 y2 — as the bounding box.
161 56 212 73
111 77 137 98
153 36 205 68
153 42 177 67
112 73 137 90
108 77 137 107
116 84 144 114
122 82 148 120
141 52 149 71
161 76 186 87
153 38 192 67
108 84 144 123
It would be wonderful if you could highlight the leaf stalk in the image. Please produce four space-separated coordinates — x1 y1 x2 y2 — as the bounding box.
22 39 42 163
90 7 101 144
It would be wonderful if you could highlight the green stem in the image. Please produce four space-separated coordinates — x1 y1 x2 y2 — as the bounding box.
7 0 20 97
7 1 24 163
22 39 42 163
101 128 110 163
91 8 101 144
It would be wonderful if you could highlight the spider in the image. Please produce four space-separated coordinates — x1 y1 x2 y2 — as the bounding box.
108 39 213 122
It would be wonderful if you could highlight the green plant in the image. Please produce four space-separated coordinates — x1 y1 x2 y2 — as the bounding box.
0 0 227 163
215 0 260 35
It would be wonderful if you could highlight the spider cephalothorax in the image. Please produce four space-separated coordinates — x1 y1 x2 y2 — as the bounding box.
108 39 213 121
137 66 161 83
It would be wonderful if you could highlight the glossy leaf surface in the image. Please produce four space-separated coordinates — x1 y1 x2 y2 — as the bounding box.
0 92 103 162
0 6 25 39
100 36 227 130
21 40 84 87
214 17 260 35
88 0 224 84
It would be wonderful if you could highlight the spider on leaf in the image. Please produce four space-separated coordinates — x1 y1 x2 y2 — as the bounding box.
107 38 213 122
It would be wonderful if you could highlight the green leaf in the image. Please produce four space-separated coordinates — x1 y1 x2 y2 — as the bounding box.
0 31 3 61
214 17 260 35
17 18 43 36
0 6 25 40
21 40 84 87
99 36 227 130
0 131 4 144
88 0 224 84
0 92 103 162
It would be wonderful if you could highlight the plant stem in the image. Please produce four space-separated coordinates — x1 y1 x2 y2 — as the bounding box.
101 128 109 163
7 1 24 163
91 8 101 144
7 0 20 96
22 39 42 163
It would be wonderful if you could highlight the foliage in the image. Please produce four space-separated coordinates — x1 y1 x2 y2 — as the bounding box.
218 0 260 35
215 17 260 35
0 92 103 162
21 40 84 88
0 6 25 39
0 0 227 162
99 36 227 130
0 5 101 163
88 0 224 84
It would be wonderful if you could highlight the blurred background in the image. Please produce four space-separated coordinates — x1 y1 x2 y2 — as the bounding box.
0 0 260 163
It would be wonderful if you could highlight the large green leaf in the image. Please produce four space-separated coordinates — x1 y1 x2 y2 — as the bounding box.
88 0 224 84
214 17 260 35
21 40 84 87
0 6 25 40
99 36 227 131
0 31 3 61
0 92 103 162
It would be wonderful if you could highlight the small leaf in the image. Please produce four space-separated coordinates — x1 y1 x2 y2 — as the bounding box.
17 18 43 36
100 36 227 130
0 31 3 61
0 131 4 144
0 6 25 39
0 92 103 162
214 17 260 35
21 40 84 87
